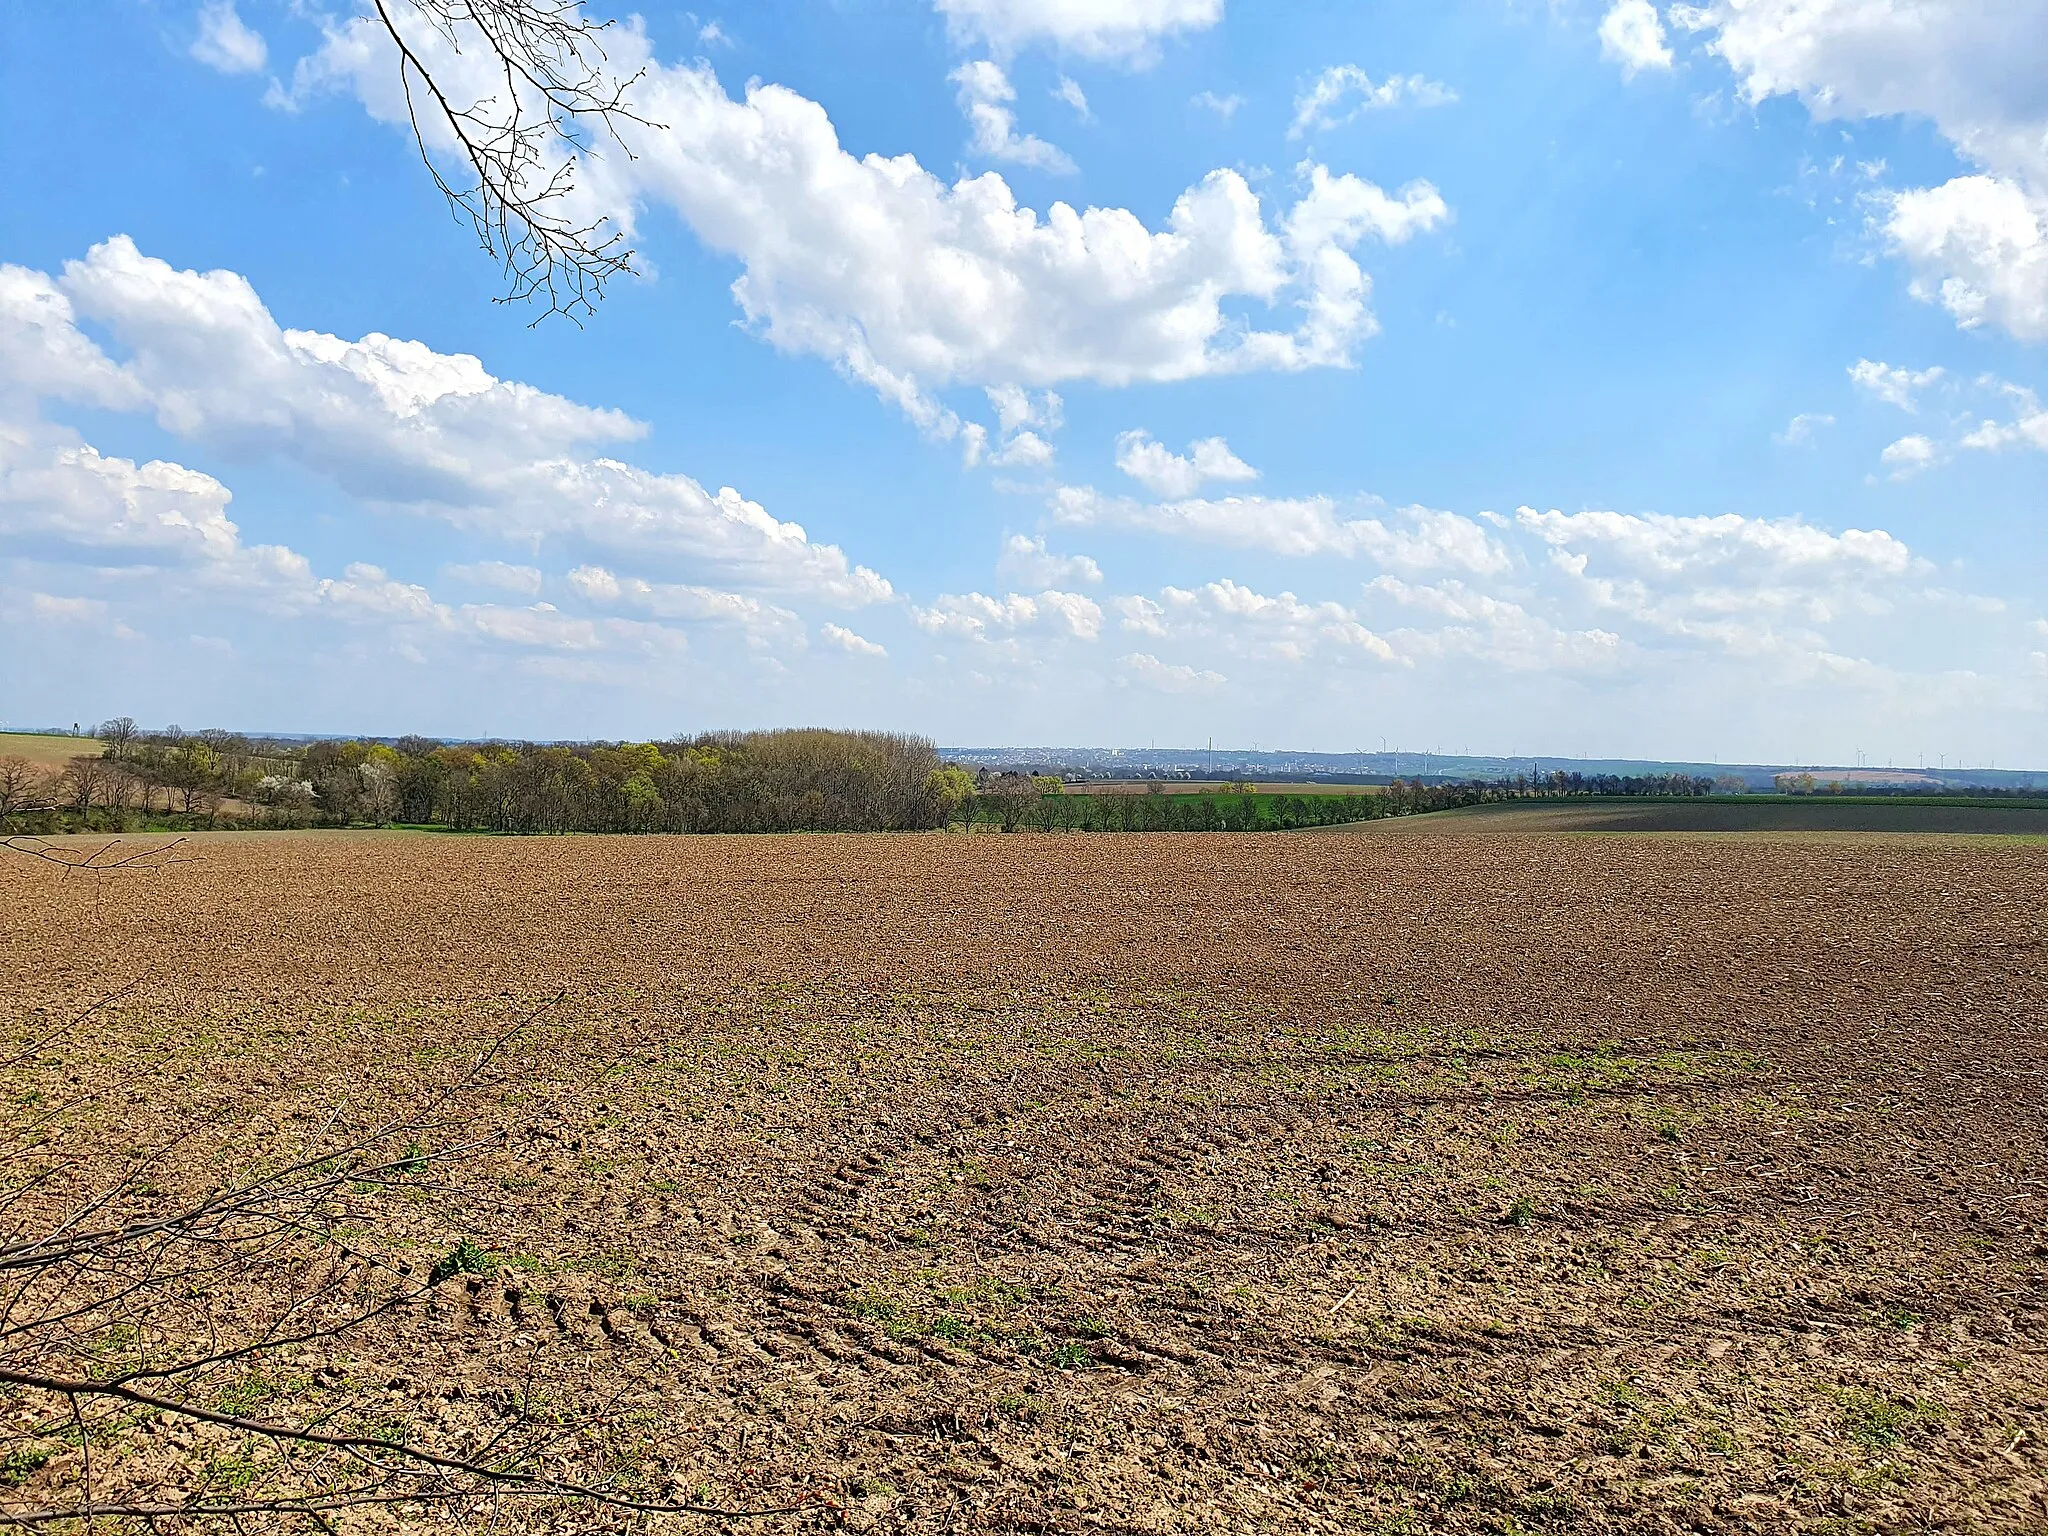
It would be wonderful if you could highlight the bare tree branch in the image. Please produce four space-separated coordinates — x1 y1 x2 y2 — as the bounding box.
1 836 191 875
0 1367 807 1520
0 980 831 1526
370 0 653 322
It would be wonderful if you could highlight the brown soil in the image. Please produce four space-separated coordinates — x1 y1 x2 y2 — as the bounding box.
0 732 101 771
3 829 2045 1533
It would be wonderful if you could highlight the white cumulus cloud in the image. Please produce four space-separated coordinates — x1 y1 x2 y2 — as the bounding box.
989 430 1056 467
934 0 1223 63
1960 383 2048 452
1686 0 2048 181
0 265 146 410
952 59 1075 172
1056 484 1509 571
0 421 740 671
1120 652 1226 691
0 425 252 568
1516 503 1935 666
1599 1 1673 78
1366 576 1624 672
191 0 267 74
1517 505 1917 582
1886 175 2048 340
1848 358 1945 410
1114 431 1258 497
1775 411 1834 445
987 385 1064 434
290 24 1451 430
6 238 892 609
57 237 636 485
1879 433 1938 477
0 413 670 662
444 560 543 596
1119 579 1400 665
999 533 1102 587
27 592 105 622
914 588 1103 642
820 622 887 657
1289 65 1457 138
566 564 802 643
973 384 1064 468
1675 0 2048 340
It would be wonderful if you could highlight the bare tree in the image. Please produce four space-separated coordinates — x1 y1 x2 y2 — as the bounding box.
0 759 51 822
96 717 137 760
103 762 148 817
371 0 652 321
55 757 111 819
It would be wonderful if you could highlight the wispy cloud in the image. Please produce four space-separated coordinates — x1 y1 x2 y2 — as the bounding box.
1289 65 1456 138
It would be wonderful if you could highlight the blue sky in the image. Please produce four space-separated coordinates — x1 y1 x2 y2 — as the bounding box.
2 0 2044 763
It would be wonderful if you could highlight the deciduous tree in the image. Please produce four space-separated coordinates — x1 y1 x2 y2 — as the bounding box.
0 757 49 820
96 717 137 759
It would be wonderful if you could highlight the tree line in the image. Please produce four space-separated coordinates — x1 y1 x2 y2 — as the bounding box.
1768 773 2045 798
1 725 966 834
0 722 293 825
1 726 1735 837
954 770 1722 832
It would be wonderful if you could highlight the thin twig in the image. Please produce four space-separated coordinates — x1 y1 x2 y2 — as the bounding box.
1 836 191 875
367 0 653 321
0 1368 805 1518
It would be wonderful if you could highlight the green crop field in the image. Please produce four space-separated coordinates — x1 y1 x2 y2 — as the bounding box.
1076 779 1386 797
1335 795 2048 836
967 788 1378 831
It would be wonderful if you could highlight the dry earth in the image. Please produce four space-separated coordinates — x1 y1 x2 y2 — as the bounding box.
0 733 101 771
3 829 2046 1534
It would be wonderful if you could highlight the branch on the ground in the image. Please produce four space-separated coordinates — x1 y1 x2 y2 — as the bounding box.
0 990 823 1526
0 1365 809 1520
0 836 192 875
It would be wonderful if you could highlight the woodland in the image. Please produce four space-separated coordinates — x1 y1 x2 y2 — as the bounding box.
0 724 1721 836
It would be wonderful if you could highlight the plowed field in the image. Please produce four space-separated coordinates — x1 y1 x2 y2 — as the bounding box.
3 830 2045 1533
